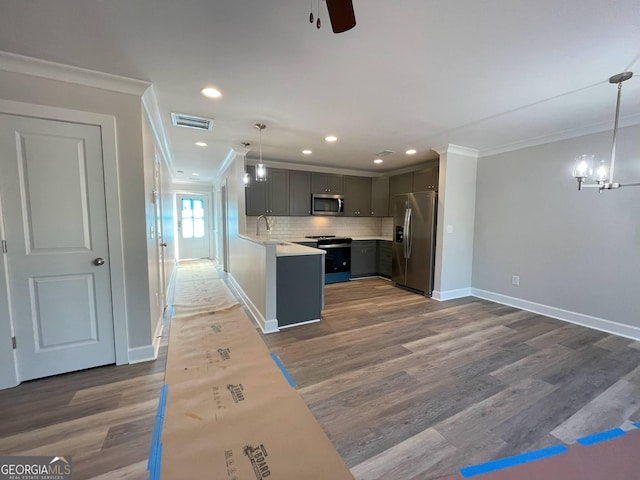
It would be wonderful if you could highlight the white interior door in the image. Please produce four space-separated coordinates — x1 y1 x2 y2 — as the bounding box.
177 194 210 260
0 114 115 381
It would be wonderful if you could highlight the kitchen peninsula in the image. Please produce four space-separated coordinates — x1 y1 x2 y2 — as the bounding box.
233 234 325 333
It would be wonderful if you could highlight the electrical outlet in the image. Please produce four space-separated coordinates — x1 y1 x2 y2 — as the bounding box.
511 275 520 286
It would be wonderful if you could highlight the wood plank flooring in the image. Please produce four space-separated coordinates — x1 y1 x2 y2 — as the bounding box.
0 318 170 479
2 273 640 480
262 278 640 480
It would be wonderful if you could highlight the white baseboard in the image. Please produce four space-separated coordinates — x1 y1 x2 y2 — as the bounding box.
227 274 280 334
128 344 156 364
432 288 472 301
279 318 321 329
471 288 640 341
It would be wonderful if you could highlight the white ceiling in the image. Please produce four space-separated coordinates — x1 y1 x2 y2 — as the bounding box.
1 0 639 184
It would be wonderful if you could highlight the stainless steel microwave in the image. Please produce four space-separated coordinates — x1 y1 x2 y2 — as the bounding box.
311 193 344 216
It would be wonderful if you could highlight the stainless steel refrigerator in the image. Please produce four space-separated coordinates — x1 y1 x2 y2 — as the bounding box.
392 191 437 296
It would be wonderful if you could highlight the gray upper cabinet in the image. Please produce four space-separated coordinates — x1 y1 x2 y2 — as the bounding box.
245 166 267 216
389 172 413 210
312 173 343 194
412 164 439 192
371 176 389 217
343 175 371 216
289 170 312 216
245 166 290 216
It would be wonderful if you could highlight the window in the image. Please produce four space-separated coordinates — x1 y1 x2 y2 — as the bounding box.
181 198 205 239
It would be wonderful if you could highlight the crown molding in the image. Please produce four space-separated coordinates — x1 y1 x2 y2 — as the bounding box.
0 51 150 96
433 144 480 158
478 113 640 158
214 148 238 182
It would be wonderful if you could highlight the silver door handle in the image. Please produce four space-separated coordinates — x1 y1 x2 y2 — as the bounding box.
406 208 413 259
160 243 167 247
403 208 410 259
94 257 105 266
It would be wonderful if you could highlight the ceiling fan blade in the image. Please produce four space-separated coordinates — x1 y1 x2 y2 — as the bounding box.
325 0 356 33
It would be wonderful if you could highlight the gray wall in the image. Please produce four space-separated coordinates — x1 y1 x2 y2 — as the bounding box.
472 124 640 328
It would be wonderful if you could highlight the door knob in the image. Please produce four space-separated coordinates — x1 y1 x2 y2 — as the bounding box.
94 257 105 266
160 243 167 247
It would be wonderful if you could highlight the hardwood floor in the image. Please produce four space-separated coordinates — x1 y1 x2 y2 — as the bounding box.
2 274 639 480
262 278 640 480
0 319 169 479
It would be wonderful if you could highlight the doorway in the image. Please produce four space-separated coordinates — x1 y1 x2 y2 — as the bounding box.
0 113 116 381
176 194 210 260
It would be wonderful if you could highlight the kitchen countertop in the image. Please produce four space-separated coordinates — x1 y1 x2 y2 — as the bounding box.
239 234 325 257
273 236 393 243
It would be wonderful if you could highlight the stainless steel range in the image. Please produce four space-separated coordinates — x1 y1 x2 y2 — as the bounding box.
305 235 352 284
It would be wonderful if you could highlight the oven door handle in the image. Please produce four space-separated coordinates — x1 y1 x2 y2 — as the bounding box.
320 243 351 249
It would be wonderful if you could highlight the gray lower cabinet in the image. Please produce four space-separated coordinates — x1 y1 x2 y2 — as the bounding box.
245 166 290 216
295 242 317 248
343 175 371 216
376 240 392 278
276 255 323 327
371 177 389 217
289 170 311 215
351 240 377 277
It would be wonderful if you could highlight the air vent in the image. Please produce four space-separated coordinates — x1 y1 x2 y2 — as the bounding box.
171 112 214 131
375 150 394 157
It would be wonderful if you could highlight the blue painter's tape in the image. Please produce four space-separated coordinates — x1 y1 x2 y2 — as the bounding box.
634 423 640 429
148 384 169 479
460 444 569 478
577 427 626 446
270 352 296 387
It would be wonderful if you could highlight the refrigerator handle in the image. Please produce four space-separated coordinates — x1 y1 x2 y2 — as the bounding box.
403 208 410 258
406 207 413 259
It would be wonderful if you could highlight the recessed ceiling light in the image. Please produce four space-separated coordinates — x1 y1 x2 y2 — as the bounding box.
195 142 207 147
374 159 383 164
406 149 417 155
325 135 338 142
302 149 312 155
192 172 200 176
201 87 222 98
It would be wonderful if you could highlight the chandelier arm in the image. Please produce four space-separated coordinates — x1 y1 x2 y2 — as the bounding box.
609 81 624 184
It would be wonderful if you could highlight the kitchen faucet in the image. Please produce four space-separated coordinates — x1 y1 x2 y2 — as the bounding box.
256 215 271 236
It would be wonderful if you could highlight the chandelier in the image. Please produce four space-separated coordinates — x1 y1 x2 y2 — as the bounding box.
572 72 640 192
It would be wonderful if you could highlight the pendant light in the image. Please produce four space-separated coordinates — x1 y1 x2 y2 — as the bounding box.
572 72 640 192
255 123 267 182
241 142 250 187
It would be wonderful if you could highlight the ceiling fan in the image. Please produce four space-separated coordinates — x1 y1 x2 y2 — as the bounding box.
310 0 356 33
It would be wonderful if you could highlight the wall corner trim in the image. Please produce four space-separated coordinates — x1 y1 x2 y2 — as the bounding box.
0 51 151 95
152 315 164 359
470 288 640 341
432 144 480 157
226 274 280 334
142 85 175 178
128 344 157 364
432 288 472 301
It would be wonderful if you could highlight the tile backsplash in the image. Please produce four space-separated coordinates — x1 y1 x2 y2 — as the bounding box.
247 216 394 239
